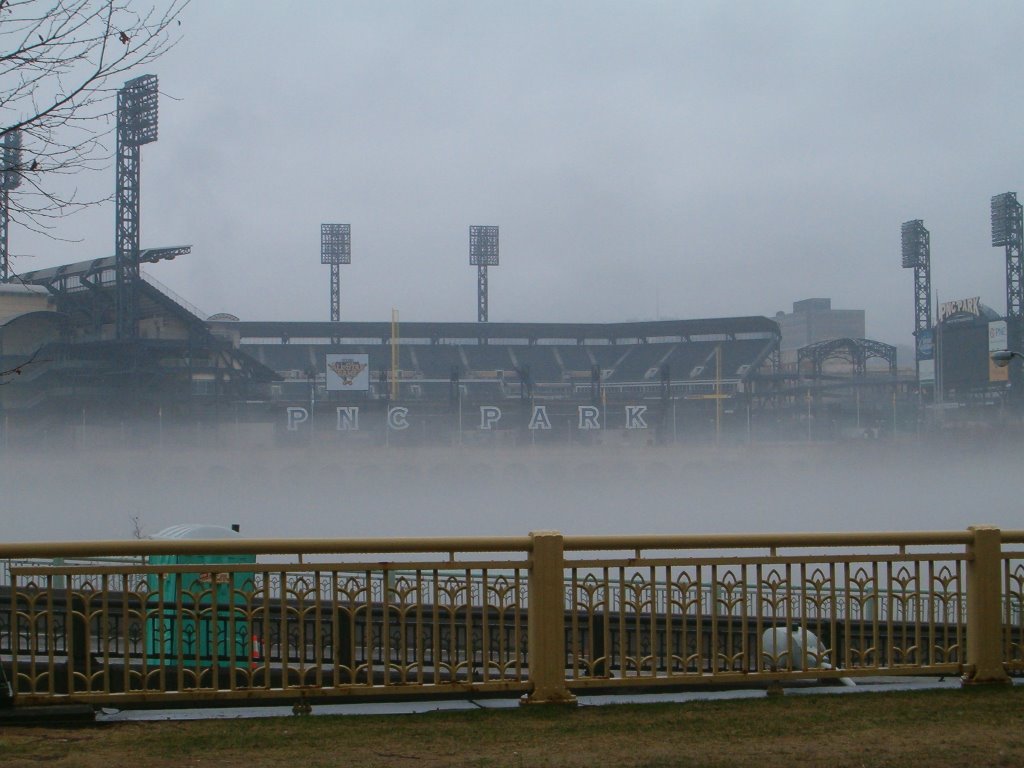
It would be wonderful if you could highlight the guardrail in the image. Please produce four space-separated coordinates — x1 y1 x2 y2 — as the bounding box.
1 527 1021 709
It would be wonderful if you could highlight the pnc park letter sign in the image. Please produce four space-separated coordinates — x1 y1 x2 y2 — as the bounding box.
285 405 650 432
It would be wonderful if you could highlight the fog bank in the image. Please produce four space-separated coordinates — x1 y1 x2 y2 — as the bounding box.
2 439 1018 543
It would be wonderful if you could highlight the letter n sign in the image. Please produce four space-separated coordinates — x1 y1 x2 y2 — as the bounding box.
336 407 359 430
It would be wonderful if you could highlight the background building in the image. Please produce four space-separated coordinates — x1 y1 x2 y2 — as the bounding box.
775 299 866 367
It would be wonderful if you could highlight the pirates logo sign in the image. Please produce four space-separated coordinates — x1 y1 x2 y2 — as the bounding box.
325 353 370 391
328 359 366 385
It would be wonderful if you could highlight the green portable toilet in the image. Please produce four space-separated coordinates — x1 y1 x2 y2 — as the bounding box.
145 524 256 669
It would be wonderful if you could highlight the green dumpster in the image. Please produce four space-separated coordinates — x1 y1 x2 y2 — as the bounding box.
145 525 255 669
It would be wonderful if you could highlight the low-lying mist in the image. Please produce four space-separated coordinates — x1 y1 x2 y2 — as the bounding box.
2 437 1020 542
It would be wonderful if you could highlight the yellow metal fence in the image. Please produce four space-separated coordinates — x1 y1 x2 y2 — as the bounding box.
1 527 1022 708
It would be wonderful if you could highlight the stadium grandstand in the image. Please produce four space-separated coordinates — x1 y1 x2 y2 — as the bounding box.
208 316 781 444
13 244 1017 446
0 253 786 444
0 253 277 421
212 316 779 402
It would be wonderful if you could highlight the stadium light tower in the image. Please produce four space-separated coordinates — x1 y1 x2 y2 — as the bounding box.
0 129 22 283
115 74 159 340
992 193 1023 320
321 223 351 322
469 225 499 323
901 219 932 388
992 193 1023 399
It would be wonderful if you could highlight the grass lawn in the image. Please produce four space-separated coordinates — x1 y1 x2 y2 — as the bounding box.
2 686 1024 767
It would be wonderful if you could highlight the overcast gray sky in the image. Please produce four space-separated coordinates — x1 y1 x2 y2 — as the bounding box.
15 1 1024 345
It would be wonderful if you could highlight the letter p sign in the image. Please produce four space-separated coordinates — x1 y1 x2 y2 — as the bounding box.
479 406 502 430
286 407 308 432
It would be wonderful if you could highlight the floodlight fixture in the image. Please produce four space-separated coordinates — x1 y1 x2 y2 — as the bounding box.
119 74 159 147
992 192 1021 248
991 349 1020 368
469 225 499 266
321 223 351 264
1 129 22 191
901 219 927 268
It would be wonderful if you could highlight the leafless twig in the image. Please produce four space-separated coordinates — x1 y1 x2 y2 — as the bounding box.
0 0 190 248
0 345 49 383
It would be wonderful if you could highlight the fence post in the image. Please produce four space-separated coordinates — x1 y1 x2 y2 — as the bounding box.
963 525 1009 684
522 530 576 705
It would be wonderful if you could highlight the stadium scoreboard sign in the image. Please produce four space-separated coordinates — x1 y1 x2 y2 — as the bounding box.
285 404 650 432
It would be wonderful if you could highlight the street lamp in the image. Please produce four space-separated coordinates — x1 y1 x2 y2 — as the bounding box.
991 350 1024 367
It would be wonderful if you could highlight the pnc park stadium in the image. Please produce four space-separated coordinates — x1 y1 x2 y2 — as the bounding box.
1 219 1023 448
1 234 1020 449
0 76 1022 448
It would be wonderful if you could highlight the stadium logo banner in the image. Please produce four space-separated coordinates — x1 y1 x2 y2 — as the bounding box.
326 354 369 391
915 329 934 360
989 320 1009 383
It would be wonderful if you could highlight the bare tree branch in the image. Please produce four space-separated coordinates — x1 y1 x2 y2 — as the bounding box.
0 0 189 240
0 345 48 383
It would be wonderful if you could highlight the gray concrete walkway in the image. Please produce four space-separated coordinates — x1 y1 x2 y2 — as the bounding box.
94 676 975 723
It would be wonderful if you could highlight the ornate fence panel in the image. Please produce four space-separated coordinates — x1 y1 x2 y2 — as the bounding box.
0 528 1020 709
564 551 967 687
1001 533 1024 675
1 539 532 706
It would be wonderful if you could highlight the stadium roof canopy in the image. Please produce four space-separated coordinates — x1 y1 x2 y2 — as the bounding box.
18 248 191 291
214 316 780 344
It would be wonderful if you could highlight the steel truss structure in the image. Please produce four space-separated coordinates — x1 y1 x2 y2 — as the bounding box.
0 129 22 283
991 193 1024 398
797 337 897 379
115 75 159 340
901 219 931 380
993 192 1024 321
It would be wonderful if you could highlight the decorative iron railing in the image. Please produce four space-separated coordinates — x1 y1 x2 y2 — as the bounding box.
0 528 1021 708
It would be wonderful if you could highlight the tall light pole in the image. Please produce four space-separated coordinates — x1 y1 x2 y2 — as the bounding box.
901 219 932 400
0 129 22 283
320 223 351 322
115 74 159 340
992 193 1023 400
469 225 499 323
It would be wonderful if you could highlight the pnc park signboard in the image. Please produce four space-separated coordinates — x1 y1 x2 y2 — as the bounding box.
325 354 369 391
937 296 980 323
285 404 651 432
